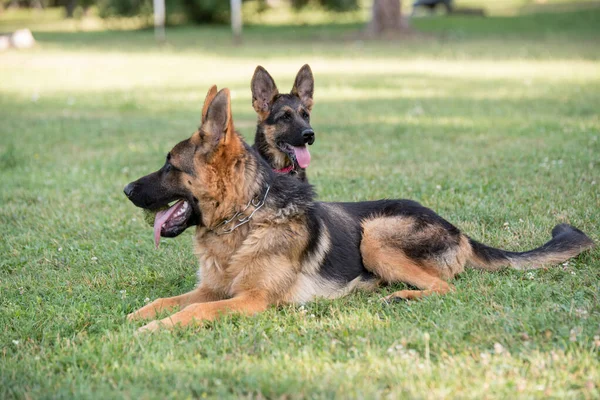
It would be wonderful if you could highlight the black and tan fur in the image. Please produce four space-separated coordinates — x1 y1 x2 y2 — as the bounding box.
124 88 594 333
251 64 315 182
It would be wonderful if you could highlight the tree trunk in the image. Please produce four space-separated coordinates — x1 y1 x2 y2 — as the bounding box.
153 0 166 43
369 0 406 35
230 0 242 44
65 0 76 18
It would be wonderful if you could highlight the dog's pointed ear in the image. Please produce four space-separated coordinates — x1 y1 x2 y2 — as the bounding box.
201 85 218 124
251 66 278 121
202 88 234 147
291 64 314 111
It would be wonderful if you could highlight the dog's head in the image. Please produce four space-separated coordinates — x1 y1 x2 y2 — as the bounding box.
251 64 315 173
124 87 254 247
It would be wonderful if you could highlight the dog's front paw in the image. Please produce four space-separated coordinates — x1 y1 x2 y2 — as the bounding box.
136 320 162 334
381 292 410 303
127 307 152 321
127 311 143 322
127 299 163 321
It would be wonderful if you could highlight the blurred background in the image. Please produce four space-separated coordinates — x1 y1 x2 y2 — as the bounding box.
2 0 599 37
1 0 599 240
2 0 598 198
1 0 599 210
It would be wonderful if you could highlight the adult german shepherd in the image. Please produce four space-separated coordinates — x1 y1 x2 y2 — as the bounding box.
124 88 594 333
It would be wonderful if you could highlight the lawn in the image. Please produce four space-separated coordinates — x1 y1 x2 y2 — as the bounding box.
1 4 599 399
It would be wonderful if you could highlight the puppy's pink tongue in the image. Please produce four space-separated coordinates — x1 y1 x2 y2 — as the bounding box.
153 201 181 249
293 145 311 169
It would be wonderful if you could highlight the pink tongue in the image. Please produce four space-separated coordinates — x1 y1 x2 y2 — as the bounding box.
153 201 183 249
293 145 311 169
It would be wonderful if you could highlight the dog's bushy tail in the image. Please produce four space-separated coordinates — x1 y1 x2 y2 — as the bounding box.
467 224 594 271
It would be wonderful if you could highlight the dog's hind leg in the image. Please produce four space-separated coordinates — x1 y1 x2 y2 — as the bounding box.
381 268 453 301
360 216 470 300
362 242 453 301
127 285 223 321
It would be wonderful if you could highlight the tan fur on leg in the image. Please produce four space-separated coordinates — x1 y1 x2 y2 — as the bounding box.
381 264 454 301
361 216 462 300
127 285 223 321
137 292 269 333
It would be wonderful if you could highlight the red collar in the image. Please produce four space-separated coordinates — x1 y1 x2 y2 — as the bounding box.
274 165 294 174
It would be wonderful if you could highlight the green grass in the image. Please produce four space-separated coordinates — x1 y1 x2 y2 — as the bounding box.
1 6 600 399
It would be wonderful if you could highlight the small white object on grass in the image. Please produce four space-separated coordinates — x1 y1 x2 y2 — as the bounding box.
10 29 36 49
0 36 10 52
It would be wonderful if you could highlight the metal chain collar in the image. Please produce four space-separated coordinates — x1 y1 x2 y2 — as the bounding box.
211 184 271 235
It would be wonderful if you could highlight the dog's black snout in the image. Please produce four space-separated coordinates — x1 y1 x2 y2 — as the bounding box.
123 182 135 198
302 129 315 145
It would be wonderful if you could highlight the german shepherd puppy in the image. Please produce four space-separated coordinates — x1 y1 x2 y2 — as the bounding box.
251 64 315 182
204 65 314 181
124 88 594 333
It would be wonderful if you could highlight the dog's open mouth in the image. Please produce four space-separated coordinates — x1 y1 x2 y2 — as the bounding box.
278 142 311 171
149 200 194 248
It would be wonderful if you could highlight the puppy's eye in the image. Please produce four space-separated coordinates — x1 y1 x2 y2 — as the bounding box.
282 112 292 121
302 111 310 121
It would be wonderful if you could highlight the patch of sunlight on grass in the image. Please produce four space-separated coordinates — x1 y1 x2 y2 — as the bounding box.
303 59 600 81
518 0 600 15
318 85 562 102
0 7 148 32
372 115 477 129
318 86 448 101
2 55 598 96
451 0 600 16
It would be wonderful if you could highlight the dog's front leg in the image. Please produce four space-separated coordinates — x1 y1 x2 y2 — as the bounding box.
127 285 223 321
136 291 269 333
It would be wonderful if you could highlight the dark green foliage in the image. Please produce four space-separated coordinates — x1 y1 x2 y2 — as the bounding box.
180 0 230 24
292 0 358 11
96 0 230 24
320 0 358 11
97 0 153 18
291 0 310 9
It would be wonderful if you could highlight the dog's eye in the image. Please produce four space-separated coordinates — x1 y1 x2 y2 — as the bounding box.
164 162 180 173
282 112 292 121
302 111 310 121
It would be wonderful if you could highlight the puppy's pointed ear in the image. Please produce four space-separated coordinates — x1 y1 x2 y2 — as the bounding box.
251 66 278 121
202 88 234 148
291 64 314 111
201 85 218 124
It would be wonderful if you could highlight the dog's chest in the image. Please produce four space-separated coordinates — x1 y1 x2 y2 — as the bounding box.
197 258 241 296
194 235 247 295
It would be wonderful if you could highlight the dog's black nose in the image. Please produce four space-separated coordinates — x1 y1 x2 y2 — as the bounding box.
302 129 315 145
123 182 135 198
